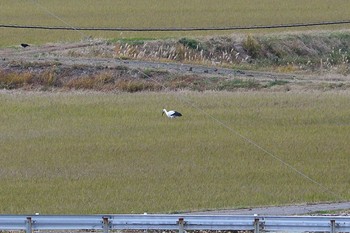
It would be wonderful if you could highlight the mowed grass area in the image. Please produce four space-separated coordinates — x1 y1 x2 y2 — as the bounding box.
1 0 350 46
0 90 349 214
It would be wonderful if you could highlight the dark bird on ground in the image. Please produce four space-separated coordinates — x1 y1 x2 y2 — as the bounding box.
21 43 30 48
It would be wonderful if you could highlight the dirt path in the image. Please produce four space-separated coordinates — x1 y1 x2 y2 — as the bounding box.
0 42 296 79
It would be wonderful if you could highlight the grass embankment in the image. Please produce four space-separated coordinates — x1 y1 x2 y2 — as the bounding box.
0 62 293 92
0 91 349 214
2 31 350 92
1 0 350 46
114 31 350 75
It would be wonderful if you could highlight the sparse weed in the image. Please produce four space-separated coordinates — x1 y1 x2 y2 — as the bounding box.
243 35 261 59
276 64 299 73
0 71 32 89
318 82 347 91
336 64 350 75
264 79 290 88
64 73 116 90
40 69 58 87
218 78 260 90
115 79 162 92
328 48 349 65
114 38 156 45
65 76 96 89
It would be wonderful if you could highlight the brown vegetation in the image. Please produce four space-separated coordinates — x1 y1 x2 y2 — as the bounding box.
113 32 350 75
1 31 350 92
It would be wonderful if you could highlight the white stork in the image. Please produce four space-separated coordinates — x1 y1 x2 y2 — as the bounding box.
162 109 182 118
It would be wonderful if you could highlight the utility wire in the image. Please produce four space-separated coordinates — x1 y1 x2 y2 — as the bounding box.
29 0 87 37
2 20 350 31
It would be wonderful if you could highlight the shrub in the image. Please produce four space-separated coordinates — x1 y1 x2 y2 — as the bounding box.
328 48 349 65
65 77 96 89
243 35 261 59
96 73 114 85
178 37 202 50
0 71 34 89
40 70 59 87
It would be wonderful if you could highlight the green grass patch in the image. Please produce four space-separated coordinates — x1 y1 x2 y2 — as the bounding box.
109 38 157 45
0 91 350 214
178 38 203 50
218 78 260 90
264 79 290 88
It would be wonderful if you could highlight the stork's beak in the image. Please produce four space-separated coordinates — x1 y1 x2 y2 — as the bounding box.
162 111 164 116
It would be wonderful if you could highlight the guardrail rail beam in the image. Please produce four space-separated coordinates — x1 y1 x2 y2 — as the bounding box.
0 214 350 232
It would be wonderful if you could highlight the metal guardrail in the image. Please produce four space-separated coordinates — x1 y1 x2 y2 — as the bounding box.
0 214 350 233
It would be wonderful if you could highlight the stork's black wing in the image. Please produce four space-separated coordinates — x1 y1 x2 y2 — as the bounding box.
171 111 182 117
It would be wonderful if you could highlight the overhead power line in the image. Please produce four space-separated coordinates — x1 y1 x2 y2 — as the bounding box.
1 20 350 32
29 0 86 37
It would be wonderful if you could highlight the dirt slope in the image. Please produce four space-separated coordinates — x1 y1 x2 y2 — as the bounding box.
1 41 350 91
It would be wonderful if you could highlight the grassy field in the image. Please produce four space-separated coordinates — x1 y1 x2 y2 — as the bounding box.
1 0 350 215
1 0 350 46
0 90 349 214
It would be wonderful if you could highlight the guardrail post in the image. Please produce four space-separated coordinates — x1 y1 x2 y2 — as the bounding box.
177 217 185 233
26 217 32 233
330 219 336 233
102 216 110 233
254 218 260 233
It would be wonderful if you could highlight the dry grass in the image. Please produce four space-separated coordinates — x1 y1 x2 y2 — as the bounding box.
0 91 349 214
2 60 350 92
112 31 350 74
